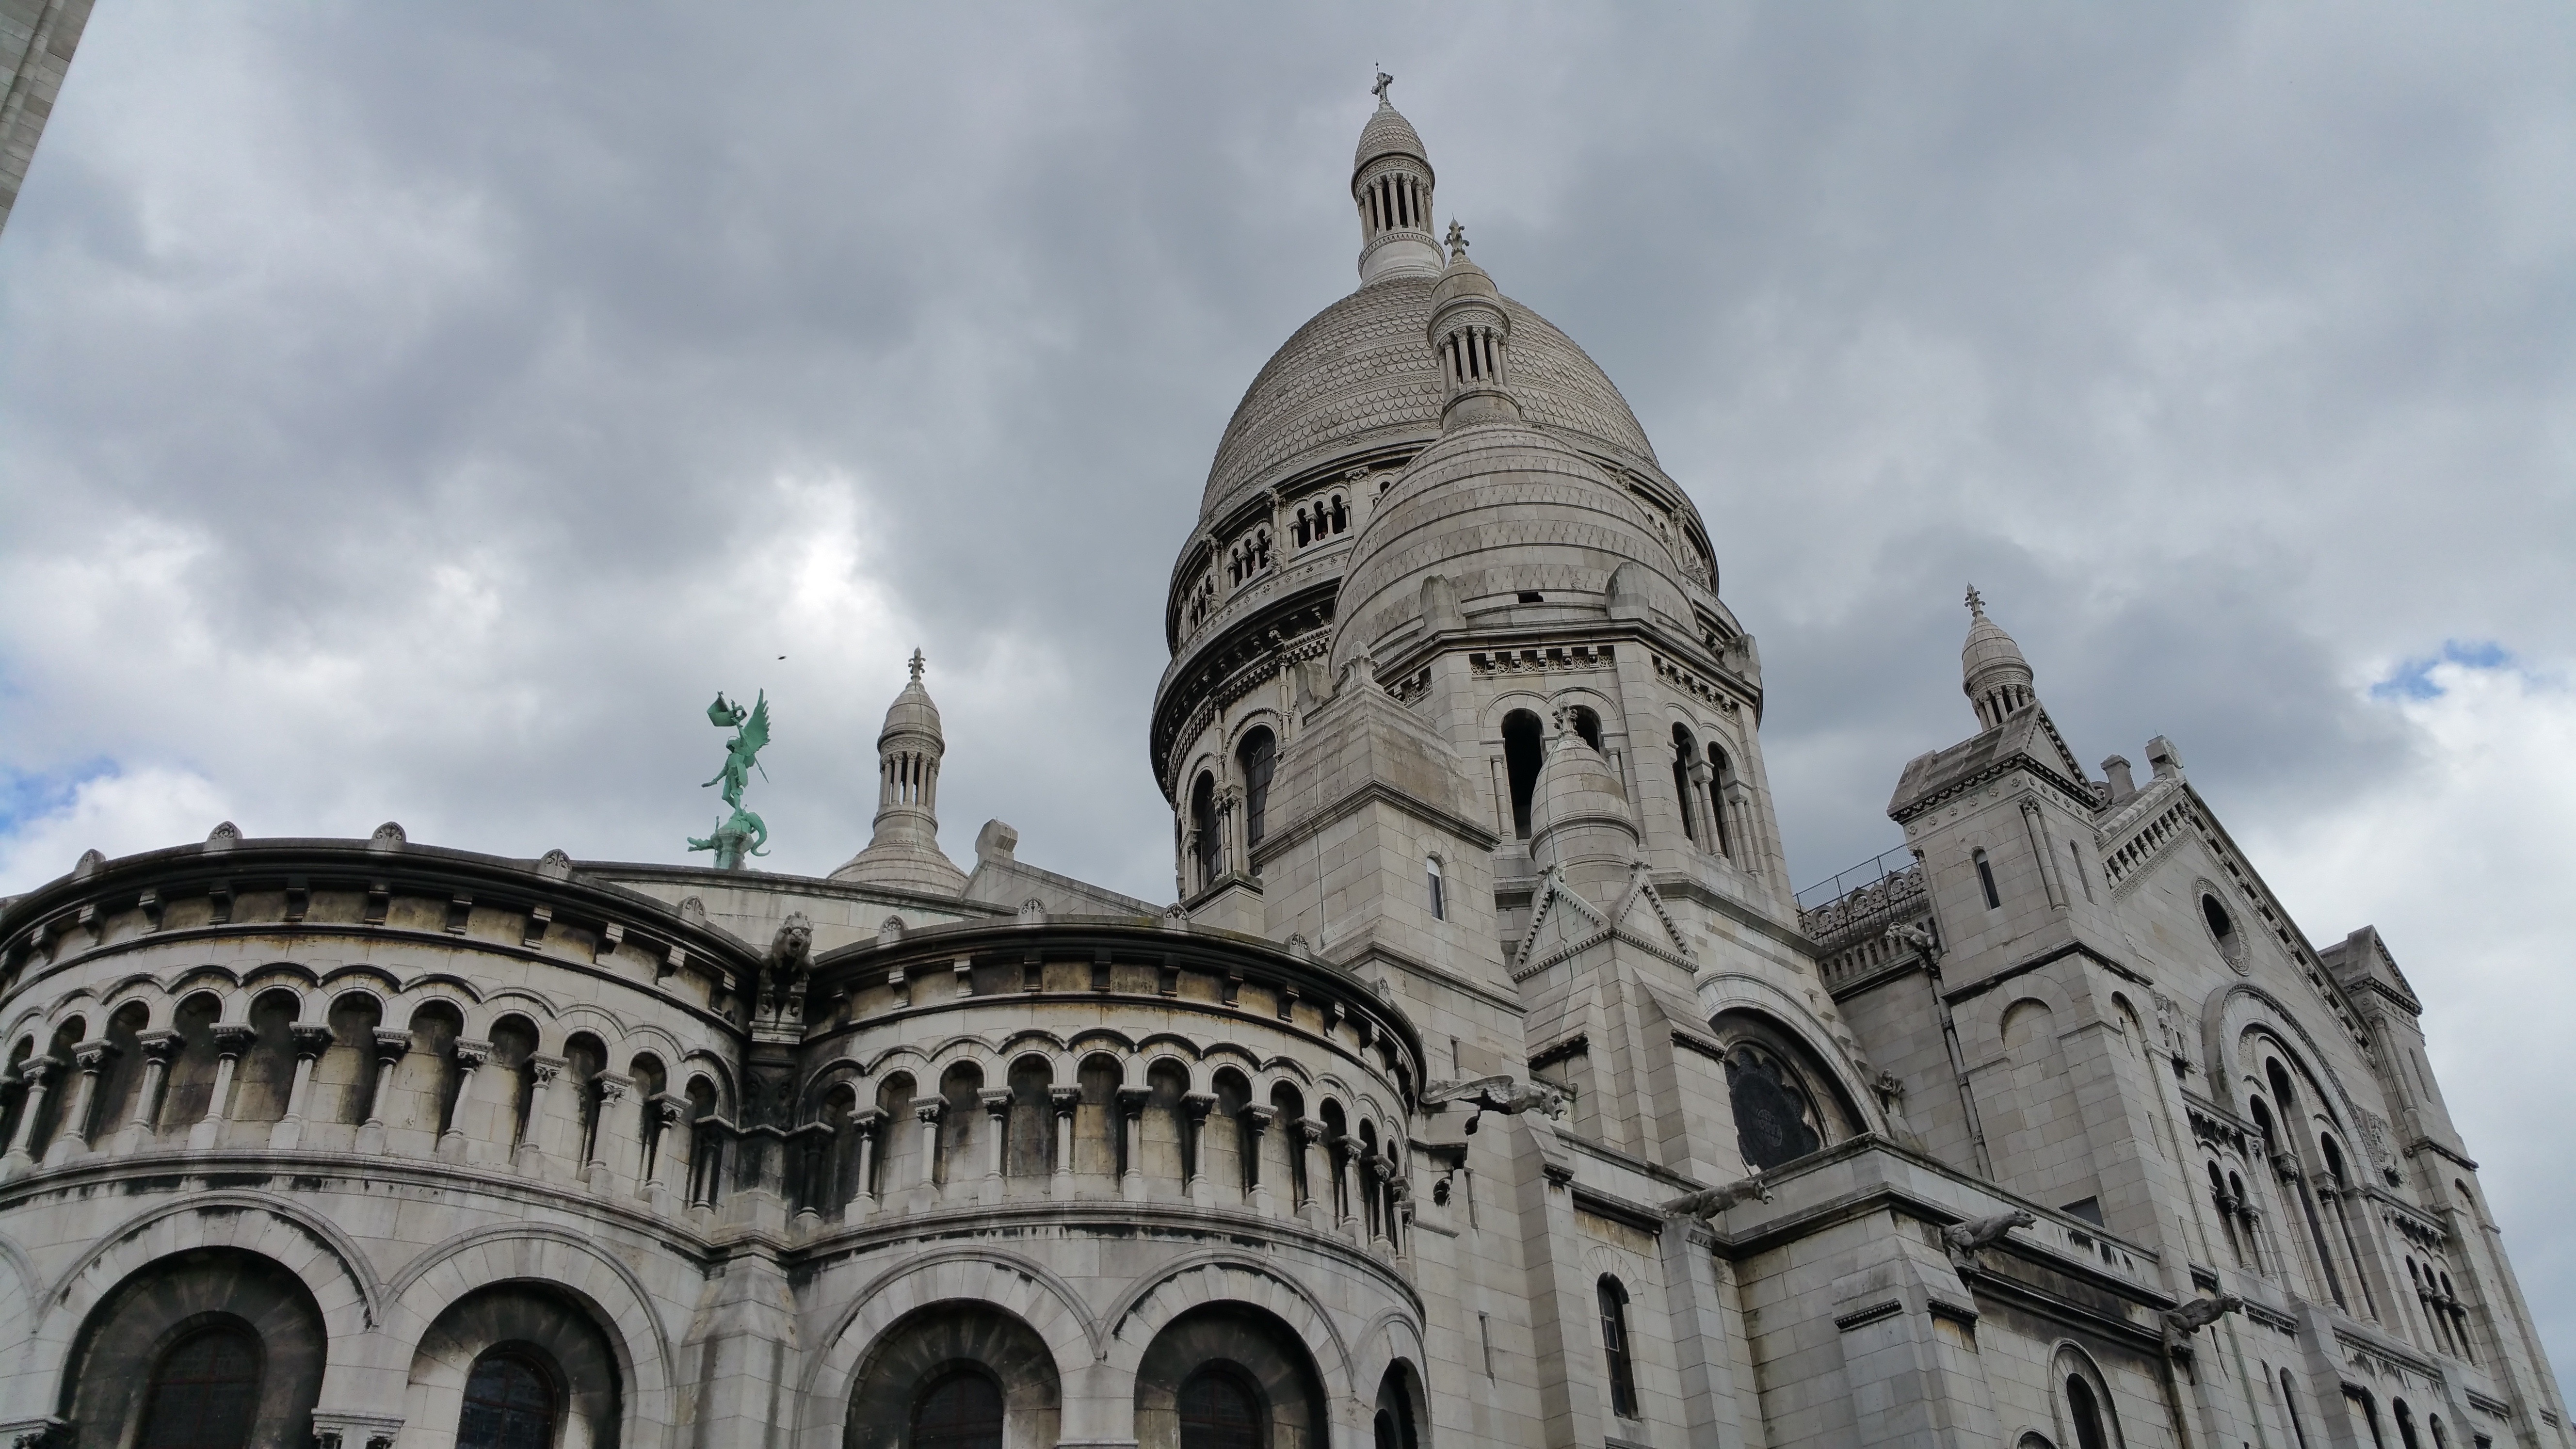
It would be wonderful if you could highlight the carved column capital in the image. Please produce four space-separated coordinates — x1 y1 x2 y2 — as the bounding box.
370 1028 412 1060
1048 1087 1082 1116
137 1030 184 1064
650 1092 689 1127
451 1038 494 1069
1115 1086 1151 1115
289 1026 335 1060
914 1100 945 1127
851 1108 888 1132
1293 1116 1328 1145
979 1088 1013 1118
71 1041 118 1074
1240 1105 1277 1136
595 1072 633 1103
1181 1092 1217 1123
527 1054 567 1086
209 1025 257 1059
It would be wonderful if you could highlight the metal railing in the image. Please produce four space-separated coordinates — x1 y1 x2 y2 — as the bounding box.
1793 844 1917 912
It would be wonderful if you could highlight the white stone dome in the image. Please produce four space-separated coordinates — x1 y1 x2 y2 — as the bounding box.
1194 275 1658 526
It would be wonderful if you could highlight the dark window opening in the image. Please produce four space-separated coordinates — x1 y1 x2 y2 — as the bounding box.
1190 773 1222 889
458 1349 558 1449
1725 1043 1823 1171
1426 858 1445 921
1671 725 1699 844
1569 706 1602 754
1707 745 1736 859
912 1369 1005 1449
1178 1366 1265 1449
2204 893 2236 946
1515 591 1544 603
1975 850 2001 910
139 1324 263 1449
1503 711 1545 840
2281 1369 2313 1449
2066 1373 2111 1449
1598 1277 1638 1418
1237 728 1276 857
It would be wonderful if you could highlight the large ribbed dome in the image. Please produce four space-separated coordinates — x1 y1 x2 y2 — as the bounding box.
1196 274 1658 522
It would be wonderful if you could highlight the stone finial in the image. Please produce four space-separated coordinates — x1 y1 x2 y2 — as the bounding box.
369 821 406 851
2100 756 2136 803
71 849 104 880
2144 734 2184 779
1443 219 1466 260
537 848 574 880
205 821 242 850
908 647 926 682
975 819 1019 865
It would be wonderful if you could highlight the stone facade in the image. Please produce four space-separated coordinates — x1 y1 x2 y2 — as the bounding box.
0 0 91 238
0 87 2563 1449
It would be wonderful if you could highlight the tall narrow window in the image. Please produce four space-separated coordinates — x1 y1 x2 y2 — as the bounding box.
139 1324 263 1449
1190 773 1222 890
2394 1401 2423 1449
1707 745 1737 859
1237 728 1277 858
1178 1366 1264 1449
457 1349 558 1449
2279 1368 2313 1449
1598 1277 1639 1417
1426 857 1445 921
1502 711 1545 840
912 1369 1005 1449
1975 850 2001 910
1671 724 1700 843
2065 1374 2110 1449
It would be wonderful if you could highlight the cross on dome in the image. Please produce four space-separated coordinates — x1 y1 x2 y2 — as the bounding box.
908 648 926 682
1372 70 1394 105
1444 219 1467 259
1964 584 1986 617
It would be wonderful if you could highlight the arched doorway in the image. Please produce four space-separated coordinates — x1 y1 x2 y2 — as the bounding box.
458 1348 560 1449
1177 1367 1264 1449
1133 1304 1326 1449
911 1368 1005 1449
64 1248 329 1449
843 1302 1061 1449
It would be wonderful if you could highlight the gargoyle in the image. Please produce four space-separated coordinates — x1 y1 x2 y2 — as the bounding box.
758 912 813 1014
1422 1075 1567 1132
1661 1176 1772 1221
2161 1293 2244 1355
1942 1208 2037 1269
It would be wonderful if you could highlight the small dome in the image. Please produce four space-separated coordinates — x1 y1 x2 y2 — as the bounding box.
1960 587 2039 729
879 676 942 744
1354 102 1431 178
1430 244 1498 310
1530 716 1639 888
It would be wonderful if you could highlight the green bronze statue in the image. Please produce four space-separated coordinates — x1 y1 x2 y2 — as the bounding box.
689 690 773 869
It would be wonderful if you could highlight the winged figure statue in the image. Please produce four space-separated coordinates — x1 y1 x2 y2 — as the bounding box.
703 691 772 809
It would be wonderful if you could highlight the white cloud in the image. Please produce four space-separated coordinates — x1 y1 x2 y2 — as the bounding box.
2248 653 2576 1388
0 765 235 896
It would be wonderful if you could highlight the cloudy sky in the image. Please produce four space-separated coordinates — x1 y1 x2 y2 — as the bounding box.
3 0 2571 1393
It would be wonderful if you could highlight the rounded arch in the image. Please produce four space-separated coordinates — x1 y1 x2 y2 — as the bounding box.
386 1224 675 1449
58 1246 329 1449
839 1302 1062 1449
1701 1005 1870 1170
1133 1301 1331 1449
2050 1342 2125 1449
406 1281 622 1449
2201 982 2366 1127
1102 1256 1356 1403
38 1191 384 1344
799 1248 1099 1448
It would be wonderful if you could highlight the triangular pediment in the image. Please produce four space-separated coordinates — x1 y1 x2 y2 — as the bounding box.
1512 862 1696 982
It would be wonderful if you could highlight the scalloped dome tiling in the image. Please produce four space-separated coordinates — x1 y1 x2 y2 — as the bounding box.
1195 274 1659 523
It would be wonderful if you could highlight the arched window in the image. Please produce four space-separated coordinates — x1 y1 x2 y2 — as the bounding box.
1974 850 2001 910
1706 745 1736 859
1178 1365 1265 1449
2279 1368 2312 1449
2064 1372 2111 1449
138 1323 264 1449
1502 711 1545 840
1597 1277 1638 1418
1238 728 1277 858
2203 893 2243 965
1425 857 1445 921
1670 725 1700 844
912 1368 1005 1449
1725 1042 1824 1171
457 1347 558 1449
1190 772 1222 889
2393 1400 2423 1449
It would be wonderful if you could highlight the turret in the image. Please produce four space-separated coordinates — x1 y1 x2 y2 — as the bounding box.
831 650 968 893
1962 585 2039 730
1352 73 1442 284
1428 225 1521 430
1528 709 1640 901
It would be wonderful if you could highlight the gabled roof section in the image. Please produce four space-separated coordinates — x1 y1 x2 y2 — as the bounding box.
1511 861 1696 982
2318 925 2423 1016
1888 704 2094 823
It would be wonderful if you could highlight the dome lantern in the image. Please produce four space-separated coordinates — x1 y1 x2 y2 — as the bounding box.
1961 586 2039 730
831 649 969 893
1352 73 1443 284
1428 223 1520 431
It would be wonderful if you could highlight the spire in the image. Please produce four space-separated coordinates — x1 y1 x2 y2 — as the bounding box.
1427 221 1520 430
1961 585 2039 730
830 651 968 893
1352 75 1442 284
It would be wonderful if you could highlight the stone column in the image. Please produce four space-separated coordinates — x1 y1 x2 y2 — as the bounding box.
1182 1092 1216 1207
1328 1133 1359 1239
438 1039 492 1162
1241 1105 1277 1215
588 1073 636 1195
850 1108 886 1215
270 1025 333 1150
1292 1117 1330 1228
0 1058 60 1175
1116 1087 1150 1202
44 1041 116 1165
515 1055 564 1174
913 1099 944 1208
979 1088 1012 1202
1049 1087 1079 1197
357 1028 408 1155
1368 1153 1397 1253
192 1025 257 1151
121 1030 183 1152
649 1093 691 1215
